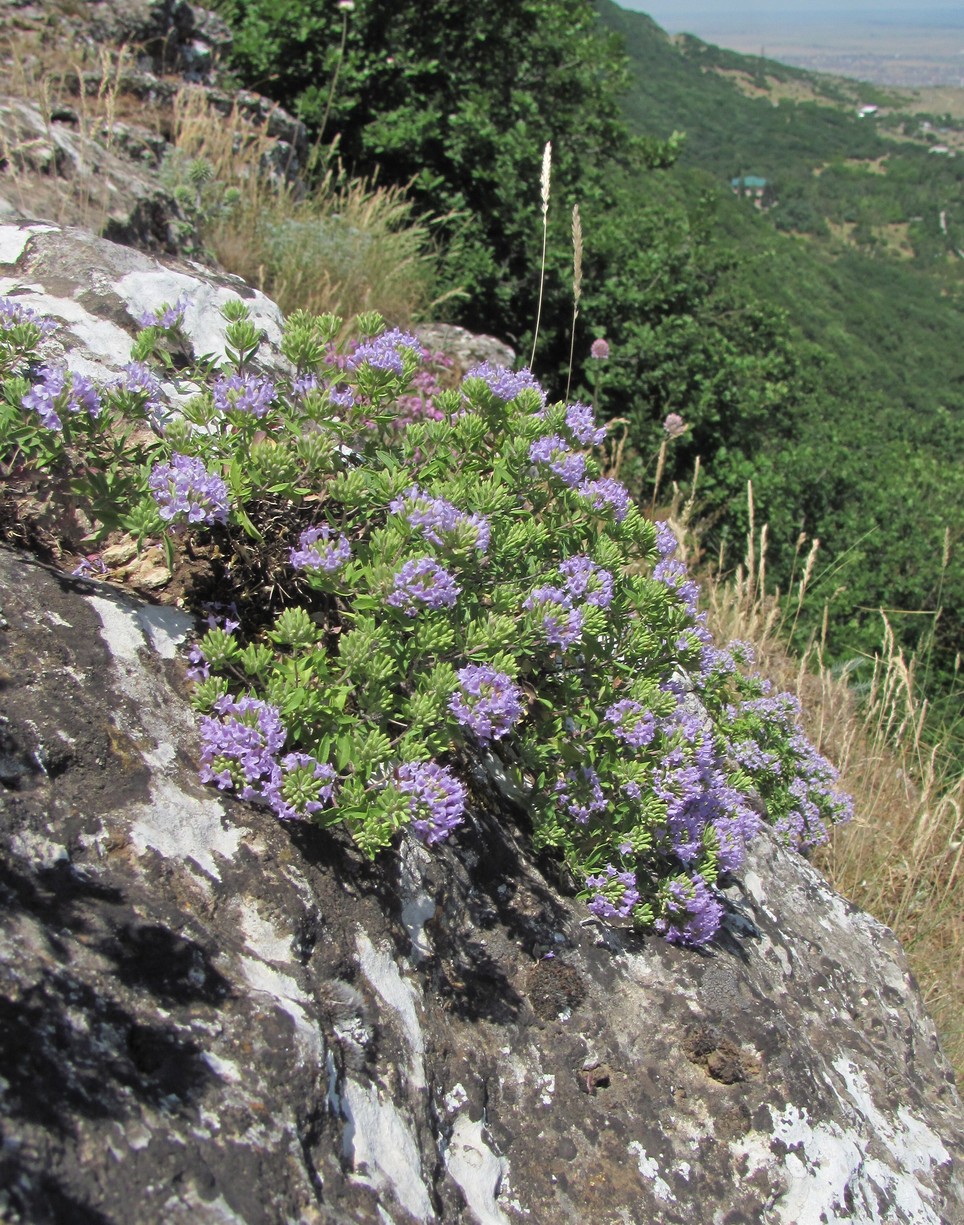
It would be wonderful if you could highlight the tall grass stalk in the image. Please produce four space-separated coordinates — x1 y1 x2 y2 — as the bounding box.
565 203 582 403
529 141 551 370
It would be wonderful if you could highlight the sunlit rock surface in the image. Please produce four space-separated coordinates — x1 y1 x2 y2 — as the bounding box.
1 539 962 1223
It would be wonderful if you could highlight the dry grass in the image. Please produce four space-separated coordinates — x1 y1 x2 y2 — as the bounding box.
664 483 964 1078
171 87 442 325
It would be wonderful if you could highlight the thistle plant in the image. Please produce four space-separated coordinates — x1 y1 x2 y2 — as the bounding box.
0 294 853 946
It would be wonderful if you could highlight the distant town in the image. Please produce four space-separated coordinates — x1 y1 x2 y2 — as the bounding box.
774 51 964 89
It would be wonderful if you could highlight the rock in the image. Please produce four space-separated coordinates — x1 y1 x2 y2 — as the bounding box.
0 545 962 1224
416 322 515 375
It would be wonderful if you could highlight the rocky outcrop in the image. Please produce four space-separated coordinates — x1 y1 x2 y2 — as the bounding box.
0 218 962 1224
1 544 963 1225
0 0 306 256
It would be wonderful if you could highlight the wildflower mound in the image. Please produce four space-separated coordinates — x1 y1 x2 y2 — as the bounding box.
0 218 961 1222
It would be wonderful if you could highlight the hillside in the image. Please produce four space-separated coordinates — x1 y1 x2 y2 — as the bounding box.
596 1 964 712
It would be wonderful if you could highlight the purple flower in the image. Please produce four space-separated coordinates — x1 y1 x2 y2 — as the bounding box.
554 766 607 825
656 875 724 947
464 361 547 406
198 694 287 800
565 402 607 447
263 752 337 821
523 585 583 649
348 328 420 376
138 296 188 330
212 373 276 418
586 864 640 920
328 384 356 410
0 296 58 336
22 365 101 430
390 486 490 554
395 761 466 844
559 556 614 609
529 434 586 487
449 665 524 741
387 557 460 614
149 453 229 526
292 373 320 399
590 338 609 360
577 477 632 522
290 524 351 573
605 700 656 748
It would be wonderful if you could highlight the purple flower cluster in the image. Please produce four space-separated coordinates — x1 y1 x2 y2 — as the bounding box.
605 699 656 748
590 338 609 360
656 875 725 946
559 556 614 609
523 556 614 651
212 373 276 418
586 864 640 921
464 362 546 406
199 694 287 798
396 355 451 425
395 760 466 844
653 534 700 617
22 365 101 431
651 699 762 873
387 557 460 614
576 477 632 522
564 403 607 447
0 296 57 336
290 524 351 574
523 585 584 649
149 452 229 526
554 765 606 825
529 433 586 487
137 296 188 330
390 486 490 553
348 328 420 376
449 665 524 741
263 752 337 821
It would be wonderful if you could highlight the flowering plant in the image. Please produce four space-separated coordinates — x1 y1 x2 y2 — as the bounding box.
0 295 852 945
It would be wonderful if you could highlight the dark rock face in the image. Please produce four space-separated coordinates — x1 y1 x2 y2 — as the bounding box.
1 545 962 1224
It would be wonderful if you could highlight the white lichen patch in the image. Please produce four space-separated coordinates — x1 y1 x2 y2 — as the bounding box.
536 1074 555 1107
238 898 295 965
237 955 322 1066
443 1083 469 1114
628 1141 676 1203
9 828 68 869
135 604 194 659
357 931 426 1090
341 1078 433 1222
397 839 437 962
0 222 57 265
443 1114 510 1225
128 777 242 882
731 1097 951 1225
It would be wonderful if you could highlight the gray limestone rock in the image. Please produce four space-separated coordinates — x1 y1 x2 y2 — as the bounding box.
0 548 961 1223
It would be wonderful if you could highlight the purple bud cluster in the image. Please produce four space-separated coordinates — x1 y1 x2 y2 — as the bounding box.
395 760 466 844
652 524 700 617
390 486 490 553
22 365 102 431
576 477 632 522
586 864 640 921
149 452 230 526
290 524 352 573
558 556 614 609
529 433 586 487
464 362 547 406
387 557 460 614
0 296 58 336
396 355 451 425
348 328 420 376
656 875 725 946
212 373 276 417
449 665 524 741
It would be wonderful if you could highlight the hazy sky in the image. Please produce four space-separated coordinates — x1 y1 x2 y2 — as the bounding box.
618 1 964 32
